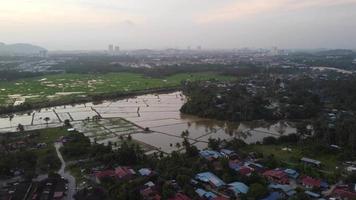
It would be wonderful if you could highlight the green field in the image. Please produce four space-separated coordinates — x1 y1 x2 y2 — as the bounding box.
242 144 340 172
0 72 235 106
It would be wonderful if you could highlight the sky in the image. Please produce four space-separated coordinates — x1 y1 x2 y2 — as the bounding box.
1 0 356 50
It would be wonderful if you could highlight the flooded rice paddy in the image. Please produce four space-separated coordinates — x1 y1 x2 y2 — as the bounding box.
0 92 296 153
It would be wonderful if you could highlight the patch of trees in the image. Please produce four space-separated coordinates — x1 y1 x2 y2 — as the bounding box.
0 70 44 81
61 132 111 160
180 81 275 121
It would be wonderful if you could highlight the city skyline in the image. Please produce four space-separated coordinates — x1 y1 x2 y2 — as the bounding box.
1 0 356 50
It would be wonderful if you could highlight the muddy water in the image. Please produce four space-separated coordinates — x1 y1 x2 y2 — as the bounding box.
0 92 296 153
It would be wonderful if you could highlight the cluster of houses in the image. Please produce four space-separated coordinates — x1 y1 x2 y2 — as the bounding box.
0 176 68 200
197 149 356 200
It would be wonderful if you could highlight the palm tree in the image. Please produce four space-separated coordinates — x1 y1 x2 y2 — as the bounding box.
17 123 24 132
44 117 50 127
8 114 14 127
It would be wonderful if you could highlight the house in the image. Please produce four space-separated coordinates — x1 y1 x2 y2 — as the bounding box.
300 176 327 190
284 169 299 179
199 150 222 161
263 169 289 184
260 192 281 200
304 191 321 199
140 182 161 200
115 166 136 179
227 182 249 197
244 162 265 172
94 170 116 183
301 157 321 168
168 193 191 200
53 191 64 200
220 149 237 158
238 166 254 176
301 176 320 189
330 184 356 200
229 160 242 171
195 172 225 188
139 168 155 177
195 188 217 199
268 184 296 198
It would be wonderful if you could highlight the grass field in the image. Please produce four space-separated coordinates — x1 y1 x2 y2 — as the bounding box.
0 72 235 106
242 144 340 172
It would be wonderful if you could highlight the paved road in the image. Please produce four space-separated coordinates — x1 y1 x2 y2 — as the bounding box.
55 143 76 200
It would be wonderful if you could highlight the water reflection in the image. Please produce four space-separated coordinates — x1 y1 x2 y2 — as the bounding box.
0 92 296 152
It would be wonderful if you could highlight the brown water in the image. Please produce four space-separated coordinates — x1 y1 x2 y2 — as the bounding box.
0 92 296 153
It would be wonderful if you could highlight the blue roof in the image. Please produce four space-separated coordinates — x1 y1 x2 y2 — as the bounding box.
260 192 281 200
220 149 235 156
320 181 329 188
245 161 264 169
200 150 222 159
228 182 249 194
195 188 217 199
305 191 321 198
138 168 152 176
284 169 299 179
269 184 296 196
195 172 226 187
229 162 241 171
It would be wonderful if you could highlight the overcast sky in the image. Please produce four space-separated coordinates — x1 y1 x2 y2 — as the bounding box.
1 0 356 50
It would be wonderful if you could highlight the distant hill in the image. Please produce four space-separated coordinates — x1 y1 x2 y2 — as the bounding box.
0 43 46 56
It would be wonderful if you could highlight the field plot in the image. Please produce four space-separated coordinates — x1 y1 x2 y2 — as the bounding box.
0 72 234 106
71 118 155 152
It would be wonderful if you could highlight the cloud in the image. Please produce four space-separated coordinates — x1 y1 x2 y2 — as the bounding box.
196 0 356 23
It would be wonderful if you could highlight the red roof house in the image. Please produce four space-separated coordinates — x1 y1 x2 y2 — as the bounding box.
115 166 136 179
301 176 321 189
263 169 289 184
168 193 191 200
94 170 116 183
238 166 254 176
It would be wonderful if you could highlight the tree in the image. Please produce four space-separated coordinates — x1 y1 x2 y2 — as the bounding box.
208 138 221 150
44 117 50 127
17 123 24 132
161 183 175 199
8 114 14 127
64 119 71 127
247 183 268 199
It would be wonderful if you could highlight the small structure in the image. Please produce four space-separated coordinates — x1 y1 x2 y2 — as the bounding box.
94 170 116 183
261 192 281 200
195 188 217 199
304 191 321 199
140 181 161 200
168 193 191 200
53 191 64 200
268 184 296 198
301 157 321 168
263 169 289 184
330 184 356 200
238 166 254 176
195 172 225 188
227 182 249 197
300 176 328 190
199 150 222 161
138 168 155 177
220 149 237 158
67 128 75 132
115 166 136 179
284 169 299 179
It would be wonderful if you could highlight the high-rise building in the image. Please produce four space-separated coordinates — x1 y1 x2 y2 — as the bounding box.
114 45 120 53
108 44 114 53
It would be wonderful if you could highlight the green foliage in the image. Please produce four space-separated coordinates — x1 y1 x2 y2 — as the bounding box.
247 183 268 199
